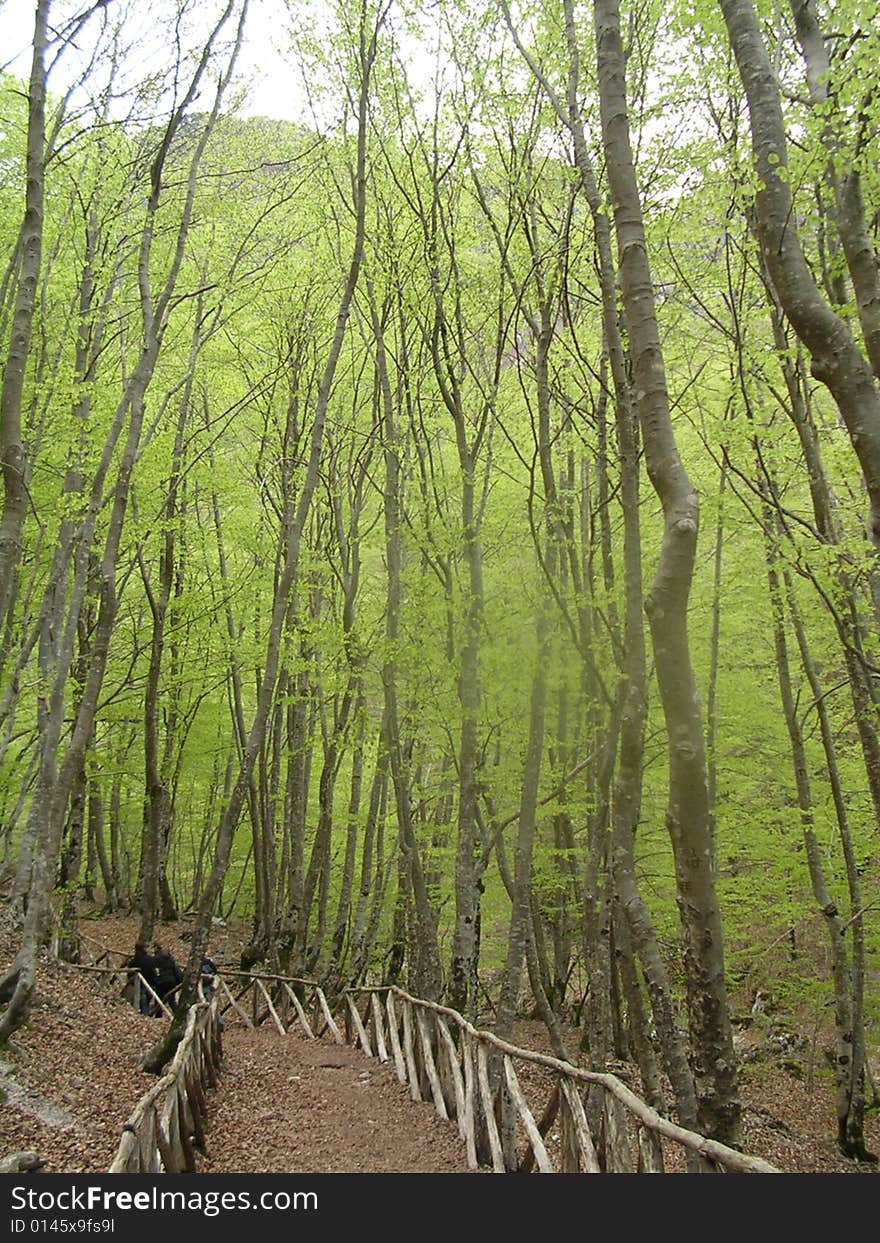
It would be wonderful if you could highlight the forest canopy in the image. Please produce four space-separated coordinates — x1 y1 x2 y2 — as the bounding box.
0 0 878 1160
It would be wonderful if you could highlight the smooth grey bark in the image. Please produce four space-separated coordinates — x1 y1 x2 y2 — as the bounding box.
8 0 232 1021
208 449 269 966
358 758 391 985
782 568 871 1160
302 675 360 972
88 765 117 911
136 318 201 943
499 0 699 1130
279 660 311 969
720 0 880 544
370 279 441 1001
418 163 496 1021
491 586 558 1172
347 719 388 986
481 790 570 1064
5 159 125 907
58 761 86 890
1 3 243 1041
302 455 366 972
322 699 365 982
755 268 880 833
607 334 700 1135
319 440 372 980
790 0 880 380
0 0 49 637
705 456 728 869
495 601 551 1048
594 0 740 1144
499 0 697 1132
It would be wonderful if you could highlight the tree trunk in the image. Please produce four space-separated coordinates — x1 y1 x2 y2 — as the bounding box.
720 0 880 544
595 0 740 1143
2 0 247 1043
0 0 49 636
763 511 865 1159
143 0 378 1070
789 0 880 380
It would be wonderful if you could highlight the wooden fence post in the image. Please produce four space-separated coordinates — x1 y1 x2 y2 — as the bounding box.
386 991 407 1085
415 1009 448 1120
401 1001 421 1102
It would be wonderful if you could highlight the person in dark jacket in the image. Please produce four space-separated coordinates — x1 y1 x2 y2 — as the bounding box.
152 942 183 1006
199 955 218 1002
124 942 160 1015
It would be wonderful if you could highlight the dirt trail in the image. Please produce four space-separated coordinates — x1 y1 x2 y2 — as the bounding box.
2 913 876 1175
200 1025 475 1174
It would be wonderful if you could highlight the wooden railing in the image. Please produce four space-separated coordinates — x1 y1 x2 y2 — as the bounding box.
64 934 216 1015
104 971 340 1174
61 960 174 1017
215 970 344 1045
96 955 776 1175
342 986 779 1175
212 970 778 1173
109 1000 222 1173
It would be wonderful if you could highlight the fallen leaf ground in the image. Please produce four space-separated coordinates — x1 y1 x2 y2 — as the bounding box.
1 911 877 1174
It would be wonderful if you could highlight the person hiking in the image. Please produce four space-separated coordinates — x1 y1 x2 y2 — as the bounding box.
152 942 183 1007
123 941 160 1015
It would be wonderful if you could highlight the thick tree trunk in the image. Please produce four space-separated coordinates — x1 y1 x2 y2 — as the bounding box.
502 2 693 1105
595 0 740 1144
720 0 880 543
789 0 880 380
608 330 700 1134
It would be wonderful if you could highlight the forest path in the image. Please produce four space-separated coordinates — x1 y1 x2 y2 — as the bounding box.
199 1024 475 1173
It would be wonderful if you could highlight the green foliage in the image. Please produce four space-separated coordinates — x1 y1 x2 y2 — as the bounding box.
0 0 878 1062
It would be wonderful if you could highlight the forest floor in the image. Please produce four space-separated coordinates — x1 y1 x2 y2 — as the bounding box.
1 907 878 1174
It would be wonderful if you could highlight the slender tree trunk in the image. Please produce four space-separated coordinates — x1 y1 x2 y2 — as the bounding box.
348 721 388 986
279 661 311 970
781 565 872 1160
378 408 440 1000
143 0 378 1070
89 769 117 911
0 0 49 636
705 455 728 868
753 266 880 833
763 513 866 1158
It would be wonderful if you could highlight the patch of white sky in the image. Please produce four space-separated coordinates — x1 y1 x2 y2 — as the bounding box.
0 0 720 204
1 1 304 122
0 0 451 133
